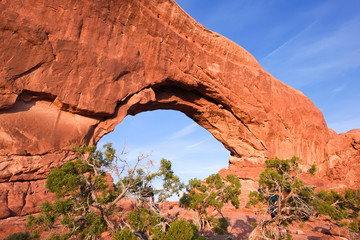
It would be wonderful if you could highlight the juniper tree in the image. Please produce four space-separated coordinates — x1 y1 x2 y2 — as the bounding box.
247 157 315 240
180 173 241 234
313 189 360 233
27 144 183 239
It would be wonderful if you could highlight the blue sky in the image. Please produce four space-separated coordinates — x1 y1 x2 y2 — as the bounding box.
99 0 360 197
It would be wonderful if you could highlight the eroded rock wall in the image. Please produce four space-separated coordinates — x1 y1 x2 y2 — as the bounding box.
0 0 358 223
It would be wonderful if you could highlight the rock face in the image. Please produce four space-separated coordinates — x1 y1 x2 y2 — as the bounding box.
0 0 358 224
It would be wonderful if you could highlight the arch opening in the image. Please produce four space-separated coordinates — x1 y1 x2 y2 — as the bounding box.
98 109 231 200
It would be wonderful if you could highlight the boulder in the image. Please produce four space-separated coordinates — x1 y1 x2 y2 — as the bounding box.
329 224 350 238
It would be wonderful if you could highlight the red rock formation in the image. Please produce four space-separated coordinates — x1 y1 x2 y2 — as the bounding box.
322 129 360 190
0 0 358 230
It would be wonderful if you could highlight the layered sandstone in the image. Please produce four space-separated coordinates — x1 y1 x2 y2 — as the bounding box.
0 0 358 227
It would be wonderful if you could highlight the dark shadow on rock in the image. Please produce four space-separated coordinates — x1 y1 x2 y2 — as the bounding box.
229 217 256 239
246 215 257 224
307 236 322 240
314 226 330 235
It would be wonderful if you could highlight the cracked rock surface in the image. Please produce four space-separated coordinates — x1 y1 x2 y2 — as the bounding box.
0 0 359 227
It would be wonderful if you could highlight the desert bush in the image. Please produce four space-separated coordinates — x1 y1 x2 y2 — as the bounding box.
113 229 137 240
180 173 241 234
313 189 360 221
163 219 200 240
349 221 359 232
3 232 30 240
308 164 316 176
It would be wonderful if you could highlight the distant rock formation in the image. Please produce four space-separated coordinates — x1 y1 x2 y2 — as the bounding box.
0 0 358 225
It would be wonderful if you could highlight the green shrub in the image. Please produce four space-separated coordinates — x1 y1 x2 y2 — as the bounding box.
3 232 30 240
314 190 350 220
47 233 70 240
308 164 316 176
339 221 349 227
181 174 241 232
163 219 199 240
128 208 162 237
349 221 359 232
113 229 137 240
196 237 208 240
213 217 229 235
250 222 258 229
286 232 292 240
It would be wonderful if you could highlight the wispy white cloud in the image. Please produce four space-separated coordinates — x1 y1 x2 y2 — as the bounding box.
186 140 206 149
169 123 197 139
331 85 346 95
260 16 360 90
290 18 360 71
261 21 318 61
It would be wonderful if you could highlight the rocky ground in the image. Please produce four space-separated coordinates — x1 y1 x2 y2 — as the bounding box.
0 202 359 240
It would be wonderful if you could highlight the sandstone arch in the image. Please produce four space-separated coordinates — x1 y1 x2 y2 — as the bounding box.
0 0 359 222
